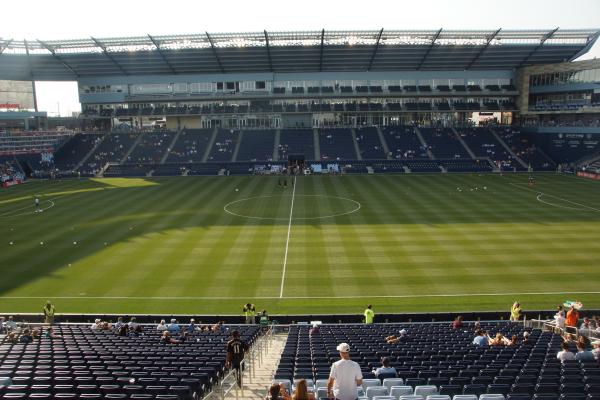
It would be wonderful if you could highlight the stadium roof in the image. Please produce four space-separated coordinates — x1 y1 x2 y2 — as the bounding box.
0 29 599 80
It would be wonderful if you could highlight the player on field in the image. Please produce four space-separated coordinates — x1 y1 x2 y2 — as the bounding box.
34 196 40 213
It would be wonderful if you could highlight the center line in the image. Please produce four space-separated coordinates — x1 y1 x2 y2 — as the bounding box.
279 176 296 298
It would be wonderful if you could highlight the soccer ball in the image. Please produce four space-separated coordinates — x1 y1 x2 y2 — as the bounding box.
73 241 77 245
40 241 44 245
235 188 239 192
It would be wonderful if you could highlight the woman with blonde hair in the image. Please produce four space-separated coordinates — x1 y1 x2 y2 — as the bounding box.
292 379 315 400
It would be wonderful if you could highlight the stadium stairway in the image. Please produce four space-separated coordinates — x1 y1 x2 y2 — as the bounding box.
414 127 435 160
273 129 281 161
231 131 244 162
161 127 183 164
490 129 528 169
313 129 321 161
452 127 477 160
120 132 146 164
375 126 392 160
350 128 363 160
202 127 219 163
74 132 108 172
223 331 288 400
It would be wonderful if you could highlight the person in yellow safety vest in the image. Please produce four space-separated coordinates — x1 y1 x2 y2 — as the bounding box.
510 302 522 322
43 301 55 325
243 303 256 324
364 305 374 324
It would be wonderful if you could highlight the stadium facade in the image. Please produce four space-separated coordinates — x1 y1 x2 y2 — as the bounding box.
1 29 600 176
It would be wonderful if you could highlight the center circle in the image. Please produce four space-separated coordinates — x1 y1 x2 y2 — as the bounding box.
223 194 361 220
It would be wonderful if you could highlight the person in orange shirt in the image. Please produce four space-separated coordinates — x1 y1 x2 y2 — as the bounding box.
566 305 580 330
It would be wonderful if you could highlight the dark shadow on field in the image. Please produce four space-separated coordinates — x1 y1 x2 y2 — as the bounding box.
0 174 599 297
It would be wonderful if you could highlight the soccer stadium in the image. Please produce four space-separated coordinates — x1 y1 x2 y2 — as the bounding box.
2 2 600 398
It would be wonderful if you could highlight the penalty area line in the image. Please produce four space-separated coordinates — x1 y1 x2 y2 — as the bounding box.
508 183 600 212
3 291 600 300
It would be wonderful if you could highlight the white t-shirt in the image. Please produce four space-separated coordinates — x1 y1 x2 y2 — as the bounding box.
555 315 566 328
557 350 576 362
330 359 363 400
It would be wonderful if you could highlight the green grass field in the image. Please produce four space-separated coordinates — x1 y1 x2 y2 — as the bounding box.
1 173 599 316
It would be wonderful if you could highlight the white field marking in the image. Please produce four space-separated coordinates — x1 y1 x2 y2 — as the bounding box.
508 183 600 212
2 291 600 300
279 176 296 298
223 194 361 221
536 194 591 212
0 200 55 218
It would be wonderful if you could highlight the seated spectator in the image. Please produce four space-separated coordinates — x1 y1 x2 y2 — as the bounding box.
187 318 196 333
212 321 225 333
372 357 397 378
113 316 125 331
117 324 129 336
19 329 33 344
266 383 291 400
473 321 481 331
522 331 531 344
577 334 591 350
291 378 315 400
90 319 102 330
473 330 489 346
160 331 185 344
386 329 407 344
132 324 143 336
508 335 519 346
44 327 62 339
167 318 180 333
575 342 596 361
580 317 592 335
557 342 576 362
128 317 139 331
0 316 4 333
5 316 17 331
32 328 41 339
6 332 18 344
489 333 510 346
259 310 269 325
100 321 111 330
309 324 320 335
592 341 600 360
452 316 463 329
156 319 168 331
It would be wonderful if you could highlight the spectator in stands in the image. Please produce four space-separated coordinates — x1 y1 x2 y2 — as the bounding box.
577 334 591 350
6 332 18 344
187 318 196 333
309 324 320 336
364 305 374 324
386 329 408 344
19 329 33 344
226 330 249 387
5 316 16 331
212 321 225 333
113 316 124 331
372 357 397 378
557 342 576 362
291 379 315 400
266 383 290 400
128 317 139 331
117 324 128 337
473 330 489 346
156 319 168 331
0 317 4 333
508 335 519 346
32 328 41 340
452 316 463 329
510 302 522 322
327 342 363 400
160 331 185 344
566 305 580 331
44 327 62 339
580 317 593 335
522 331 531 345
167 318 180 333
576 342 596 361
489 333 510 346
592 341 600 360
90 319 102 330
554 310 566 331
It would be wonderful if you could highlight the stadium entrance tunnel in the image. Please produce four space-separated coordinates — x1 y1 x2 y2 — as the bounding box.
223 194 361 220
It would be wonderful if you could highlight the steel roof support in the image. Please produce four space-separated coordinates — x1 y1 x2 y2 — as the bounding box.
264 30 274 72
91 37 129 75
416 28 442 70
148 35 177 74
569 30 600 61
367 28 384 71
465 28 501 70
0 39 13 54
24 40 38 112
518 27 559 67
205 32 225 73
319 29 325 71
37 40 80 77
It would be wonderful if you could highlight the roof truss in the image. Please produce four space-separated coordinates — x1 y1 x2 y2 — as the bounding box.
91 37 129 75
147 35 177 74
416 28 442 70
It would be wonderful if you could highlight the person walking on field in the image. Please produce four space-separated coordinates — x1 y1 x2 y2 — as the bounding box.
510 302 522 322
43 301 55 324
327 343 363 400
364 305 374 324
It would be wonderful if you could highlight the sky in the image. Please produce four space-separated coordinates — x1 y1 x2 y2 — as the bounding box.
2 0 600 116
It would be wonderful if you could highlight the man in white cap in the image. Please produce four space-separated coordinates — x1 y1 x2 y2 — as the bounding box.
327 342 363 400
